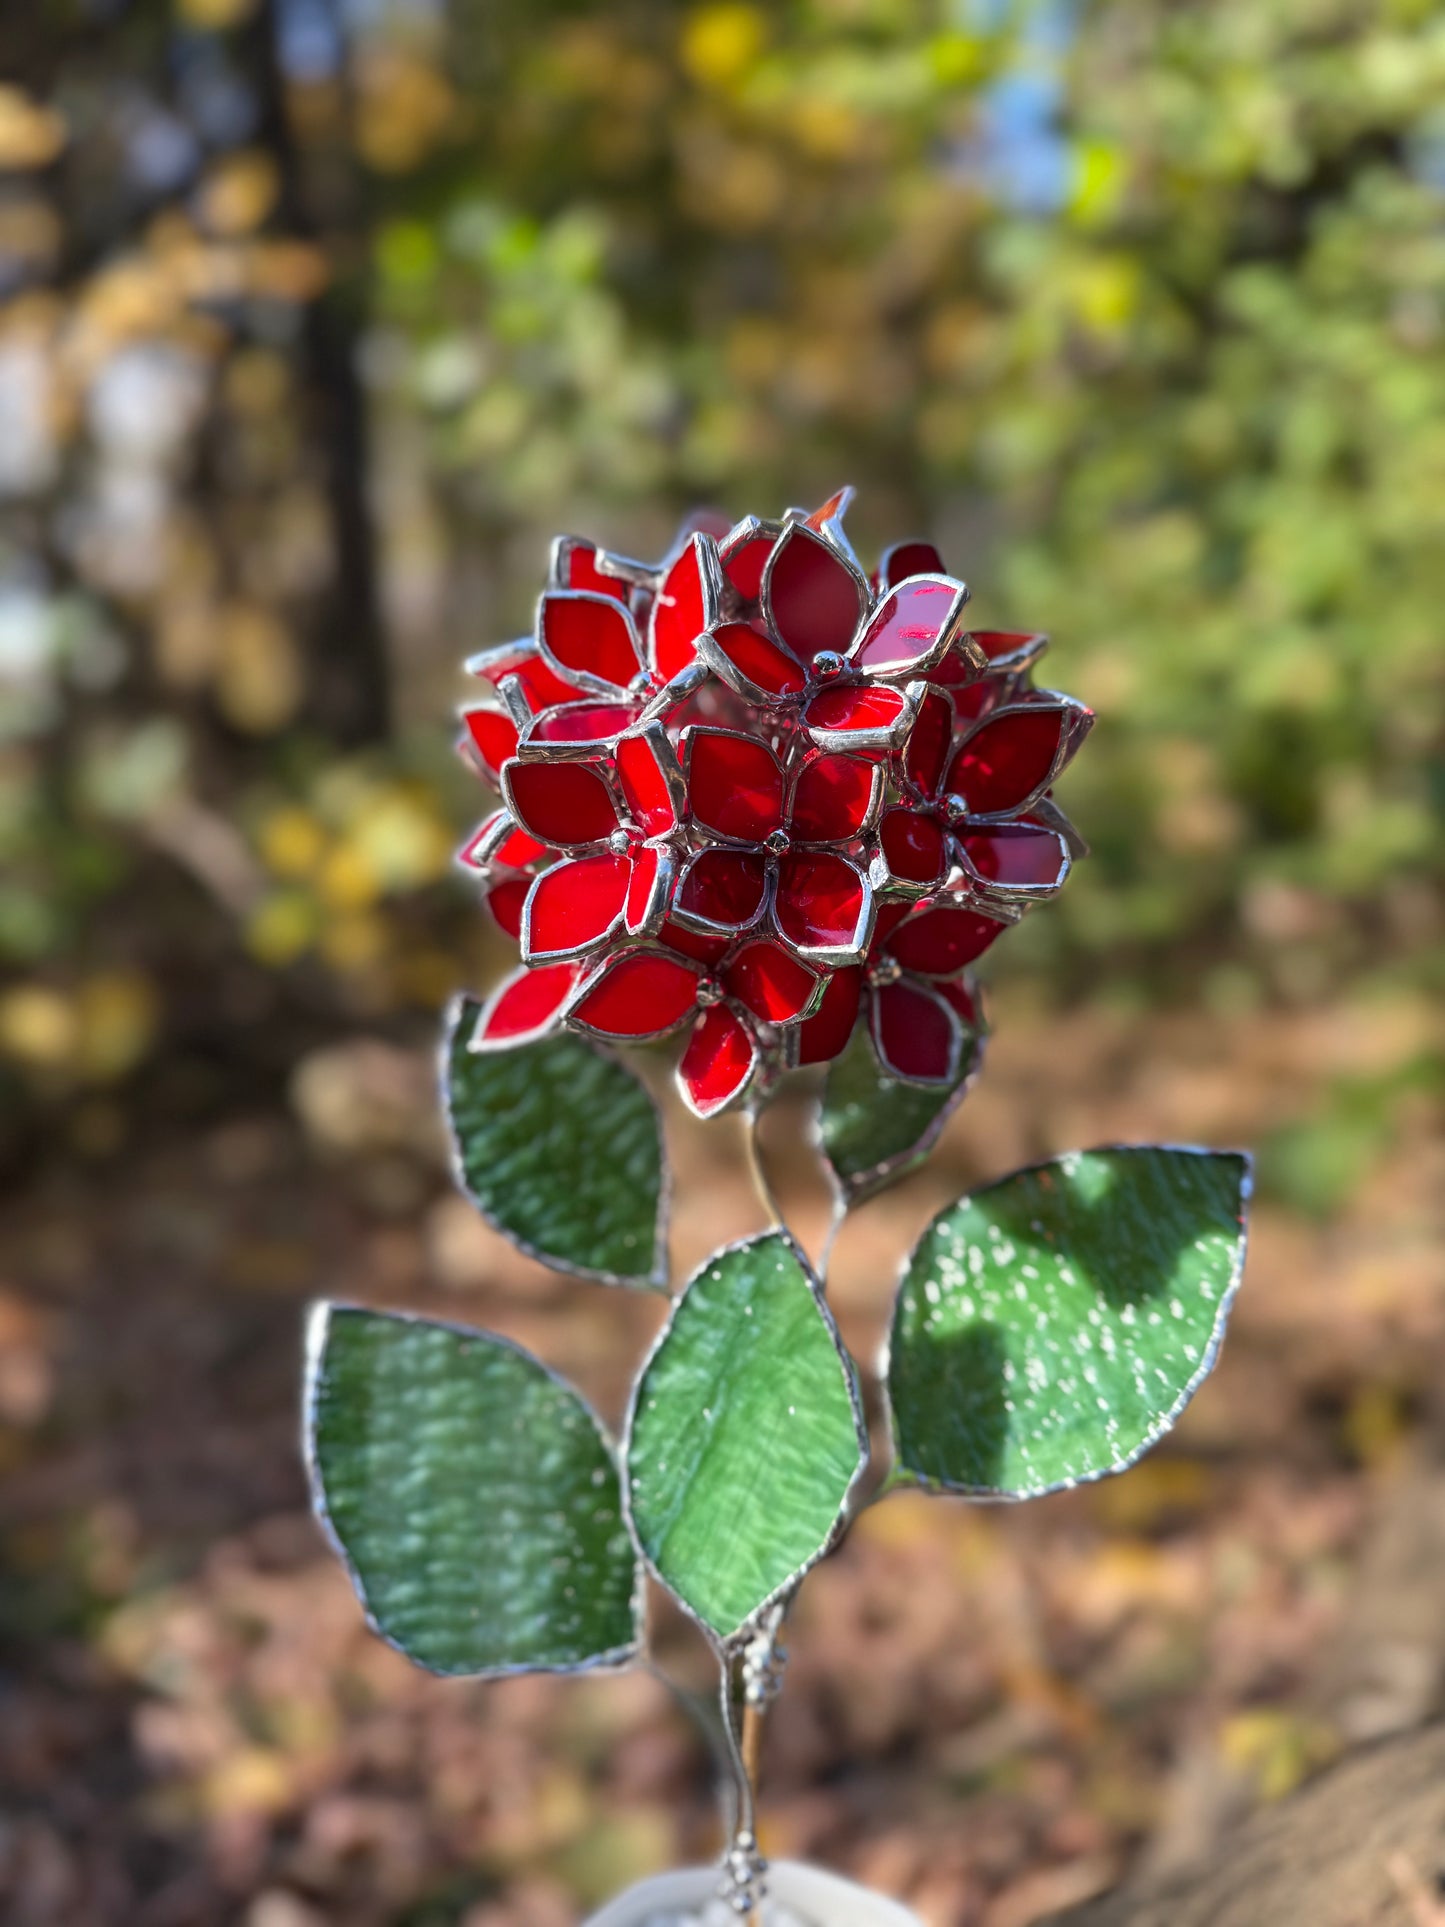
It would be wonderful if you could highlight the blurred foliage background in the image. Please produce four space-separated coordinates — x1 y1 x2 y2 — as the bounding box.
2 0 1440 1149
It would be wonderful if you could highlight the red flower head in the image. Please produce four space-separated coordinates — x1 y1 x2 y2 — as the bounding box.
459 492 1091 1116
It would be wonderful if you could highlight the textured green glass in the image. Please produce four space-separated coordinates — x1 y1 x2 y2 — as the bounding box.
819 1018 983 1206
307 1305 640 1675
444 997 667 1287
888 1147 1250 1497
625 1232 866 1643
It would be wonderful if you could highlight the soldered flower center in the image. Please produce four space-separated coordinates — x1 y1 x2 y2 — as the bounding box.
867 954 902 988
941 792 969 825
695 977 724 1007
763 827 791 856
810 650 844 680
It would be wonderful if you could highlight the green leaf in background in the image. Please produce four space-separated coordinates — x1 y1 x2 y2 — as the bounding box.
625 1231 868 1644
444 995 668 1288
887 1146 1251 1499
818 1016 985 1208
307 1304 641 1676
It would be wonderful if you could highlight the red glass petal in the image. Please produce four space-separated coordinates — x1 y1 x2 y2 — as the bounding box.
678 1003 757 1119
880 807 948 888
504 760 618 848
903 685 952 797
796 964 862 1066
675 847 767 930
872 979 958 1083
528 701 638 745
556 537 630 601
568 950 699 1039
935 976 982 1031
805 486 852 532
473 963 580 1048
946 707 1071 816
719 527 774 603
685 728 784 841
473 642 577 713
615 727 680 836
951 677 1003 724
624 844 666 934
775 851 868 953
763 524 867 660
540 593 642 693
872 898 913 949
877 539 945 589
887 903 1009 975
804 683 906 736
709 621 806 698
789 754 877 842
463 708 519 785
459 811 547 870
960 824 1069 891
485 875 529 940
650 534 715 682
524 852 630 959
723 941 821 1026
973 629 1046 664
852 576 964 674
659 916 729 966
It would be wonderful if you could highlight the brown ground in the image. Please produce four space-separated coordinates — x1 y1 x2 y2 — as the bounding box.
2 985 1442 1926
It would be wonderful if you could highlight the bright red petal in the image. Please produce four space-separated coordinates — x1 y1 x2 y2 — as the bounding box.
685 728 784 841
707 621 806 698
624 844 667 934
678 1004 757 1119
960 824 1070 892
762 524 867 661
774 851 869 954
946 706 1079 817
660 917 730 966
887 903 1009 975
567 950 700 1039
804 682 907 739
504 760 618 848
527 701 638 746
789 753 877 842
903 685 952 797
540 593 642 693
471 640 576 712
796 964 862 1066
555 536 630 601
650 534 717 682
852 576 965 675
523 852 630 960
877 539 945 589
459 811 547 871
484 875 529 940
972 629 1047 665
723 941 821 1025
472 963 580 1049
719 525 775 602
615 726 681 836
879 808 949 888
871 979 959 1083
674 847 768 931
463 708 519 786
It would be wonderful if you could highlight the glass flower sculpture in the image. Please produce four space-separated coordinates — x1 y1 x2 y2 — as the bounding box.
459 488 1093 1117
305 487 1251 1926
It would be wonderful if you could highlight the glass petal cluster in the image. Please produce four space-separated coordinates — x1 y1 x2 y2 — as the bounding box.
458 492 1091 1115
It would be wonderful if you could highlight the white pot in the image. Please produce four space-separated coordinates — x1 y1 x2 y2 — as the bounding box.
584 1858 923 1927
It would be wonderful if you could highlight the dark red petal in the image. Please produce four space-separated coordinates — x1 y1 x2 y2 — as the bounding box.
960 824 1070 891
615 727 681 836
852 576 965 675
903 685 952 797
459 810 547 870
504 760 618 847
804 682 906 736
708 621 806 698
567 950 699 1039
775 851 868 953
873 899 913 948
951 678 1004 724
527 700 638 746
936 976 982 1031
685 728 784 841
872 979 958 1083
472 963 580 1049
973 629 1047 664
877 539 945 589
675 847 767 930
556 537 630 601
540 593 642 693
887 903 1009 975
946 707 1074 816
880 807 948 888
796 964 862 1066
762 523 868 660
719 527 774 602
789 754 877 842
485 875 529 940
678 1004 757 1119
624 844 667 934
723 941 821 1025
650 534 717 682
463 708 519 786
660 916 729 966
523 853 630 959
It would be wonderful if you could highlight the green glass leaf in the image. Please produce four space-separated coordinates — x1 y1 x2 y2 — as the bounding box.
625 1231 868 1644
818 1014 984 1207
444 995 668 1288
887 1146 1251 1498
306 1304 642 1676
